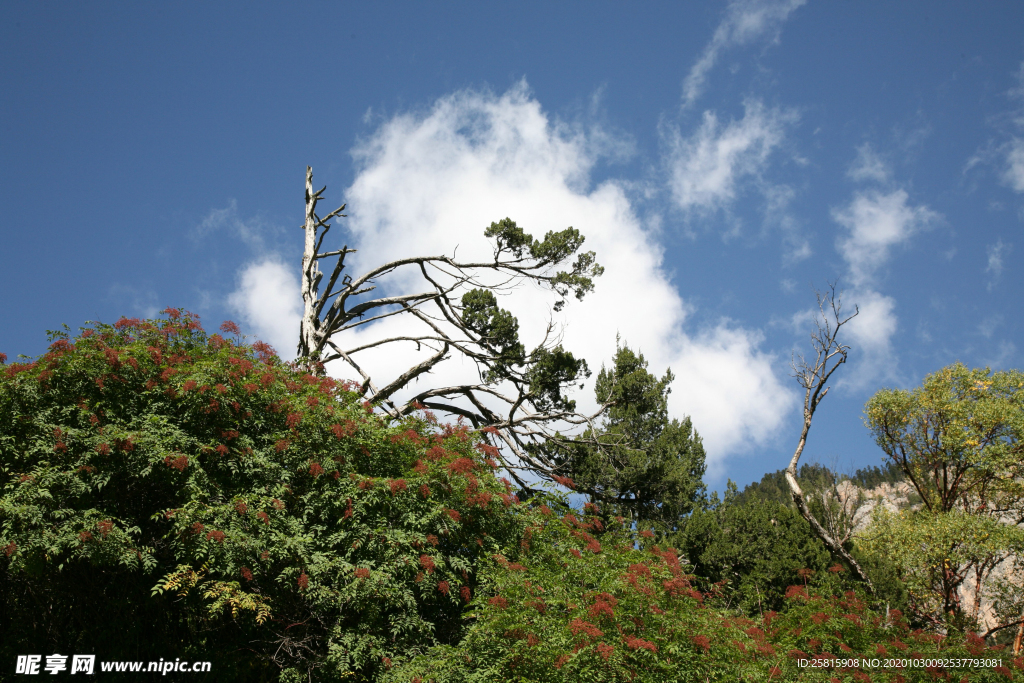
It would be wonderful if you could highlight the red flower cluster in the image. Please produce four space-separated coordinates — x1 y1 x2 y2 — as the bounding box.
785 585 808 600
551 474 575 489
588 593 617 619
164 454 189 471
446 457 476 476
569 618 604 638
623 635 657 653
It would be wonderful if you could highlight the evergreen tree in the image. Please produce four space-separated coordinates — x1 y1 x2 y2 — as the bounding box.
553 342 706 528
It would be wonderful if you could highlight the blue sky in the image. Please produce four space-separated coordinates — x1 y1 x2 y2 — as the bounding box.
2 1 1022 491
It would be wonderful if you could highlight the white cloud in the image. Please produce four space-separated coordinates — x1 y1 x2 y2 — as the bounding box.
847 143 891 184
841 289 897 358
1002 63 1024 192
665 99 798 221
1003 138 1024 193
682 0 807 109
227 258 301 359
832 189 938 288
228 83 797 470
978 314 1003 339
825 189 937 386
193 199 281 253
986 239 1012 291
968 62 1024 195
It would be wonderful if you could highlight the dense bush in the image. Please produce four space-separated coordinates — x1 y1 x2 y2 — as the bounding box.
0 312 527 681
676 489 833 615
387 504 1019 682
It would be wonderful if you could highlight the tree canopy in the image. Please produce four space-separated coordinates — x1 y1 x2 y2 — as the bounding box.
552 343 707 528
863 363 1024 632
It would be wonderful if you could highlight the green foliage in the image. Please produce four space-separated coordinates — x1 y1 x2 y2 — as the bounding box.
4 320 1019 682
525 346 590 413
0 312 531 681
484 218 604 311
457 286 591 412
386 497 1016 682
733 463 838 508
700 469 912 622
677 489 832 615
863 363 1024 628
864 362 1024 515
861 508 1024 630
460 288 526 380
555 343 707 528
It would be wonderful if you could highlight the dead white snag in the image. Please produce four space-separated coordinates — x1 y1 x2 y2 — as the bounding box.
786 283 874 592
294 167 607 489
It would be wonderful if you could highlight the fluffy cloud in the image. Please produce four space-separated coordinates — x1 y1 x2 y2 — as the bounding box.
846 143 891 184
829 189 937 383
986 239 1012 291
1002 63 1024 192
1003 138 1024 193
228 83 796 471
665 99 798 221
227 258 301 358
833 189 937 289
682 0 807 109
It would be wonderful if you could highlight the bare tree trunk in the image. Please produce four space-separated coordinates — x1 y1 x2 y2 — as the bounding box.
786 284 874 592
1014 610 1023 655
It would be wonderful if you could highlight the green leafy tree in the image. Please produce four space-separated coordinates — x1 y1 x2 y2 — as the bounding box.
862 362 1024 632
677 483 832 615
0 312 533 682
551 343 707 528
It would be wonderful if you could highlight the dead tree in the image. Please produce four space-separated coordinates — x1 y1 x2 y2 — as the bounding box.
787 284 874 591
296 167 606 489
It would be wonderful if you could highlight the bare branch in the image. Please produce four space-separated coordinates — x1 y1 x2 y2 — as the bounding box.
296 167 605 484
785 282 874 591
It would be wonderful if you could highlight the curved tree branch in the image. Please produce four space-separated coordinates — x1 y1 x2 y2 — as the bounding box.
785 283 874 592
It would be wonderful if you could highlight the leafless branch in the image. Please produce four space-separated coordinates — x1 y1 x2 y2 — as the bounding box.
785 283 874 591
296 167 605 486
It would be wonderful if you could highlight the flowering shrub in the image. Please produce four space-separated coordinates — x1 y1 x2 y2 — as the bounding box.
385 502 1016 683
0 312 529 681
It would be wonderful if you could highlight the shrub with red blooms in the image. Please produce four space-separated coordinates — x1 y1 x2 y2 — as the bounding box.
0 311 526 683
384 492 1012 683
